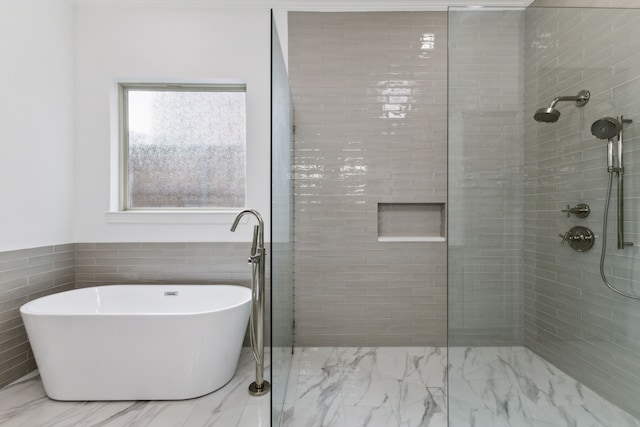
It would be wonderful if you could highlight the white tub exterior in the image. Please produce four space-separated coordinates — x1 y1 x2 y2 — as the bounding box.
20 285 251 401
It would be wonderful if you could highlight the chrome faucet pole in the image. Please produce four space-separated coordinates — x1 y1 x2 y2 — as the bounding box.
230 209 270 396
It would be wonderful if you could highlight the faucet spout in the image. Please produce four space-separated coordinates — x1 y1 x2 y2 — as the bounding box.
230 209 264 244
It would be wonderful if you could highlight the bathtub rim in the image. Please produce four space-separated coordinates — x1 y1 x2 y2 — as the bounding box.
20 284 252 317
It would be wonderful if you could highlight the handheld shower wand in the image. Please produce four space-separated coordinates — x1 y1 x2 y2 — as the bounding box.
591 116 632 250
592 116 639 300
591 117 620 172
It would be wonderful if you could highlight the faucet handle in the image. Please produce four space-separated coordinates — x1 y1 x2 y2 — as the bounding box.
559 226 595 251
558 232 569 245
251 225 259 256
561 203 590 218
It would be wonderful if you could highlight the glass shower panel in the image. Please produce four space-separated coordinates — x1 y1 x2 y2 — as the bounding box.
270 12 294 427
448 6 640 426
447 8 525 347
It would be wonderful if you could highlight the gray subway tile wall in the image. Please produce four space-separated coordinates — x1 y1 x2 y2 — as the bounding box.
0 244 75 388
289 12 448 347
74 242 253 287
524 7 640 419
447 10 526 346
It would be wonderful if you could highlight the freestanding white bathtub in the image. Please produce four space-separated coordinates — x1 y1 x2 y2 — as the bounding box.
20 284 251 401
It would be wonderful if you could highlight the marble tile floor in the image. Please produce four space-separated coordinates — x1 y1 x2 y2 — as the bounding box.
0 348 270 427
280 346 640 427
280 347 448 427
1 346 638 426
448 346 640 427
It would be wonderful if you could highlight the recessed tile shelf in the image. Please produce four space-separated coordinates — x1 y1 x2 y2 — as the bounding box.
377 202 446 243
377 236 446 242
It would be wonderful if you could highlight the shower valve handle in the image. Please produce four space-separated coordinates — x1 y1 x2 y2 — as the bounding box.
558 232 569 245
561 203 590 218
558 226 595 252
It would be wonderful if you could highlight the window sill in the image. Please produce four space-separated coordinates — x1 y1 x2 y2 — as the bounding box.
106 210 246 225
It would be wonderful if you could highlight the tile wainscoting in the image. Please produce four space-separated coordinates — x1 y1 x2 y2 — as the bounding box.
0 244 74 387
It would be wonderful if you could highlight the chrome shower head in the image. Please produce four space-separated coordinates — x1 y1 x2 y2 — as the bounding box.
533 89 590 123
534 107 560 123
591 117 621 140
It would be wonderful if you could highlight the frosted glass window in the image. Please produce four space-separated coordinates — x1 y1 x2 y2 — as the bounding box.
121 84 246 209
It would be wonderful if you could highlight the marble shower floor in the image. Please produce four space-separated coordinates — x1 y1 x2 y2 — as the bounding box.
280 346 640 427
0 348 270 426
280 347 447 427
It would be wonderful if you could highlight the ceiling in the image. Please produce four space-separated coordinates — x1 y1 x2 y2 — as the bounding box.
66 0 535 11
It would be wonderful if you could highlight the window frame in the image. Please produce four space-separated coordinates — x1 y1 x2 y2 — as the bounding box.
118 82 247 212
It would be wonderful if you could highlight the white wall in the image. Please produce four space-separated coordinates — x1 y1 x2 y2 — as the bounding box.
0 0 76 252
73 6 271 243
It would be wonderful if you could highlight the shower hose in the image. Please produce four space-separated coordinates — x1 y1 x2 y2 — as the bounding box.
600 171 640 300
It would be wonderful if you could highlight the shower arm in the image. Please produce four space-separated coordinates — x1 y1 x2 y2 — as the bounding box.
548 92 590 108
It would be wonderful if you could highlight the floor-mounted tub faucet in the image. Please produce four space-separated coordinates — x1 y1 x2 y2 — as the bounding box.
230 209 270 396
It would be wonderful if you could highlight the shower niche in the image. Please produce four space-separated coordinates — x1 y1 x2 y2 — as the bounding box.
377 202 446 242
